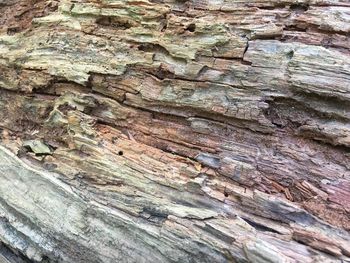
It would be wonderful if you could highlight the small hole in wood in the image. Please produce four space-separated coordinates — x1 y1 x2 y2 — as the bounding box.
186 23 196 32
7 27 19 35
286 50 294 59
224 192 229 197
118 151 124 156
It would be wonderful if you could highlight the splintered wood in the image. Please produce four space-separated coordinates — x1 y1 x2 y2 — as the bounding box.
0 0 349 262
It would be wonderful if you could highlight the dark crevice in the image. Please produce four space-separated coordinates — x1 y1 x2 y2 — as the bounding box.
283 25 307 32
0 87 53 97
313 140 350 154
284 23 349 37
96 16 134 30
160 21 167 32
289 3 309 12
146 70 251 90
250 35 281 41
241 218 281 234
243 42 249 56
258 4 286 10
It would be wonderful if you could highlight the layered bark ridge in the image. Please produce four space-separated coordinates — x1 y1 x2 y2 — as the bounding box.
0 0 350 262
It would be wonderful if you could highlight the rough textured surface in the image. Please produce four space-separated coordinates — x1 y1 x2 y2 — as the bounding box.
0 0 350 262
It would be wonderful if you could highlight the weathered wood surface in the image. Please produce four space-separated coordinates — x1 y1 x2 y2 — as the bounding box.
0 0 349 262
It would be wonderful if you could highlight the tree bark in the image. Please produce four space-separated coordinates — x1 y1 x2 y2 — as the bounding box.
0 0 349 262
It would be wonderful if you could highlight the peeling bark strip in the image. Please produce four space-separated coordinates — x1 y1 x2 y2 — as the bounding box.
0 0 349 262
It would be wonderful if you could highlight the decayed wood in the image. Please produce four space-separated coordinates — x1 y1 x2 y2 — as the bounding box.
0 0 349 262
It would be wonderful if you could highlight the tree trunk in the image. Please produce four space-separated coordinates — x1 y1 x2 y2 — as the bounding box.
0 0 349 262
